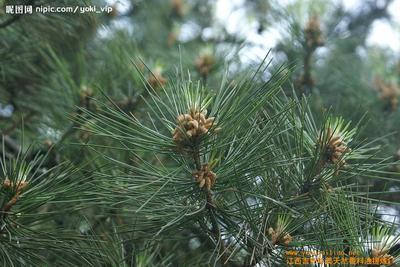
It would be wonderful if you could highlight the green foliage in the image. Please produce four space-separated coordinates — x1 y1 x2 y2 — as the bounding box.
0 0 399 266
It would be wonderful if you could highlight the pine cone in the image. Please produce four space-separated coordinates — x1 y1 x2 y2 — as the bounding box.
295 74 315 88
319 128 350 166
171 0 185 17
375 78 400 111
173 108 216 144
3 179 28 192
2 179 29 212
305 16 324 49
192 163 217 190
147 69 167 89
195 53 215 77
168 31 178 47
268 227 293 246
371 247 393 260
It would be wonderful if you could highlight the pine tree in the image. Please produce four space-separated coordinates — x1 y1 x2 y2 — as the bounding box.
0 0 399 266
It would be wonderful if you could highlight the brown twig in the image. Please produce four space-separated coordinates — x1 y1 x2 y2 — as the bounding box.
0 180 28 228
192 144 230 266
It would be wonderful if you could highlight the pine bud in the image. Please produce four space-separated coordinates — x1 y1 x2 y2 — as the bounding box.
268 226 292 246
147 69 167 89
192 163 217 190
374 77 400 111
171 0 185 17
167 25 181 47
371 247 392 259
295 74 315 88
282 233 293 246
195 52 215 77
79 85 94 108
2 179 28 192
172 108 218 145
188 120 199 129
79 85 93 99
371 248 381 258
167 31 178 47
2 179 29 211
319 127 350 167
304 16 324 49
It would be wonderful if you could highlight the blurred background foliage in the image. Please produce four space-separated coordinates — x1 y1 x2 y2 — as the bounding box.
1 0 400 265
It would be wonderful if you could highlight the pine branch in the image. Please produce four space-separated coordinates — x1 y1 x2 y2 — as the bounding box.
192 141 230 266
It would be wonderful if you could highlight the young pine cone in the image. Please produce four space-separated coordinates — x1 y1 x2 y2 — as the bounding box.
192 163 217 190
172 108 216 143
79 85 94 109
305 16 324 49
375 78 400 111
147 69 167 89
295 73 315 89
371 246 394 263
371 247 388 258
319 128 350 166
3 179 28 192
2 179 29 211
268 227 293 246
171 0 185 17
195 53 215 77
167 31 178 47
